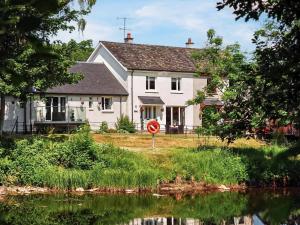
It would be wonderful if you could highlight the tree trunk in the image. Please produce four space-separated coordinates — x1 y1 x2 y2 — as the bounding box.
0 94 5 136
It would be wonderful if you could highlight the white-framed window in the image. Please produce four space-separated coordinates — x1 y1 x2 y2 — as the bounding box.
101 97 113 110
146 76 156 90
171 78 181 91
88 97 93 109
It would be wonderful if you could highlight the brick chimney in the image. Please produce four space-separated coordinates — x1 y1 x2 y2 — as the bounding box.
124 33 134 44
185 38 194 48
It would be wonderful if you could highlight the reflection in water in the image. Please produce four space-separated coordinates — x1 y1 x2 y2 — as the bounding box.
0 191 299 225
127 216 256 225
127 216 254 225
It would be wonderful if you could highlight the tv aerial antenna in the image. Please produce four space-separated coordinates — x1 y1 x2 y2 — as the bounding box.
117 17 132 39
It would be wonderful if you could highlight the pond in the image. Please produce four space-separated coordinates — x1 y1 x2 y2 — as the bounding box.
0 190 299 225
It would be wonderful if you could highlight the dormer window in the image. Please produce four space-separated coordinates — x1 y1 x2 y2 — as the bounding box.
171 78 181 91
146 76 156 90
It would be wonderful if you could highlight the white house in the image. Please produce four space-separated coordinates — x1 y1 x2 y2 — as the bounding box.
2 34 222 133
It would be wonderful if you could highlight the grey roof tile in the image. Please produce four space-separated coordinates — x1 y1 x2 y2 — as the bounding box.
46 63 128 96
101 41 200 73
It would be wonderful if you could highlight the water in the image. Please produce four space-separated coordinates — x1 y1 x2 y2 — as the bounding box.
0 191 299 225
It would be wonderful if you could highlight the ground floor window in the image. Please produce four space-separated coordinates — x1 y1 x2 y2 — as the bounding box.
101 97 112 110
166 106 185 126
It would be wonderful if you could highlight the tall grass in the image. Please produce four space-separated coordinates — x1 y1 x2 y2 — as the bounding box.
0 126 299 189
171 148 248 184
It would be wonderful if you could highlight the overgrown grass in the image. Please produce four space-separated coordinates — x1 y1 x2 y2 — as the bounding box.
171 148 248 184
0 127 299 189
0 126 164 189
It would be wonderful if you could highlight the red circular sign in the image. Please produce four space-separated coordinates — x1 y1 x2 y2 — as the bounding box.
147 120 160 134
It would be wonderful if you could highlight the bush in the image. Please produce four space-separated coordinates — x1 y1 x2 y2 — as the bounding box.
52 124 97 169
98 121 109 134
115 115 136 133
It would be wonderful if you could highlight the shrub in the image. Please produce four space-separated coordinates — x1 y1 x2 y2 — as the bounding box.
115 115 136 133
53 125 97 170
98 121 109 134
0 157 13 185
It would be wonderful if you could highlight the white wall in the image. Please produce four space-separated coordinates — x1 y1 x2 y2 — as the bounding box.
128 70 206 129
3 95 127 132
36 95 128 130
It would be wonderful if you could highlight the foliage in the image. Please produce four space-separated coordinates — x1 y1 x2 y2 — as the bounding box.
0 0 96 134
0 127 162 188
172 148 248 184
98 121 109 134
190 29 252 142
53 39 94 62
0 190 299 225
0 127 299 188
115 115 136 133
212 0 300 140
201 106 222 135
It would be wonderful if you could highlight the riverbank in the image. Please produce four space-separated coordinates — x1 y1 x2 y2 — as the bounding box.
0 126 299 191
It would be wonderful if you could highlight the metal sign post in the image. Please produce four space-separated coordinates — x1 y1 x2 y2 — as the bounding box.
147 120 160 149
152 133 155 149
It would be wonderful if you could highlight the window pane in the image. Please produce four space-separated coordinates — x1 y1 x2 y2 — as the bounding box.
173 107 179 126
178 78 181 91
153 107 156 119
60 97 66 112
171 78 177 90
146 76 149 90
149 77 155 90
180 107 185 125
105 98 112 110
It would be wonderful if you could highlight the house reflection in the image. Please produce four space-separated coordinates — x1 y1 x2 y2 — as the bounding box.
126 216 257 225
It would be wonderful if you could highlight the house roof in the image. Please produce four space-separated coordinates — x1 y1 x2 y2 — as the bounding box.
101 41 200 73
139 96 165 105
46 63 128 96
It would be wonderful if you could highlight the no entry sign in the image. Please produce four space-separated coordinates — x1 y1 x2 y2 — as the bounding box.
146 120 160 149
147 120 160 134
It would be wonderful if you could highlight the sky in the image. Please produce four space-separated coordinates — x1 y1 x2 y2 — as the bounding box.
55 0 263 52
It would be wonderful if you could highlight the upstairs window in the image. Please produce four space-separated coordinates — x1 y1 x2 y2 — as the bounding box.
171 78 181 91
102 97 112 110
146 76 156 90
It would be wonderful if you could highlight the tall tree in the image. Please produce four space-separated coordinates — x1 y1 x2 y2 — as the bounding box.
213 0 300 140
189 29 253 142
0 0 96 134
54 39 94 62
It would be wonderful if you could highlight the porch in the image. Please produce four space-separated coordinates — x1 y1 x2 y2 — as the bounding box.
138 96 186 134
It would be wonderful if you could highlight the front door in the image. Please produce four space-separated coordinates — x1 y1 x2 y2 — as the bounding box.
141 106 157 130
